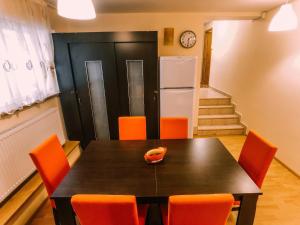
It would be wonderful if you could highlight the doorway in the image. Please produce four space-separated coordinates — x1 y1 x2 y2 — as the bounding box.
201 28 213 87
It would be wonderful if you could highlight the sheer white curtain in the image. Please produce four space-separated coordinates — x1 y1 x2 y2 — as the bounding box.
0 0 59 115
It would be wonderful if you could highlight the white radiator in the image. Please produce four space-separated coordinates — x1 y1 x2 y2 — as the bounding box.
0 108 66 203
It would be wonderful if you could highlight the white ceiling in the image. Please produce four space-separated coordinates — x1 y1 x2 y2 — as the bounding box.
48 0 283 13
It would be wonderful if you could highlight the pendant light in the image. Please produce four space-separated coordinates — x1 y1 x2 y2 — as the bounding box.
57 0 96 20
268 3 298 32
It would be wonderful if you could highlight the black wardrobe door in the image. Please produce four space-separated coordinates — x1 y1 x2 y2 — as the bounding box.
115 43 159 139
59 91 83 141
69 43 120 147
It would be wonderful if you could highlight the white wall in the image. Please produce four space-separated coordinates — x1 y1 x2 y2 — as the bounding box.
210 1 300 175
49 9 259 128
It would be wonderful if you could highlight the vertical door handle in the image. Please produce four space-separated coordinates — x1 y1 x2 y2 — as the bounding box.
70 90 82 105
153 90 159 101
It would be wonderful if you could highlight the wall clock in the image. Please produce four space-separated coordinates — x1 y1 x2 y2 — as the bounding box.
180 30 197 48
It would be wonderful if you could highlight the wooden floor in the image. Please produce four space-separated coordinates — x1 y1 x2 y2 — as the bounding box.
28 135 300 225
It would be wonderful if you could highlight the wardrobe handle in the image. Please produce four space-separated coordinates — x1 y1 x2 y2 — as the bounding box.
70 90 81 105
153 90 158 101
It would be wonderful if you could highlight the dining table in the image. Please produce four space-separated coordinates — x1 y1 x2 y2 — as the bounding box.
51 138 261 225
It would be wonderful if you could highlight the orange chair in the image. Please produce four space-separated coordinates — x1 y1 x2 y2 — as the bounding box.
118 116 147 140
29 134 70 224
166 194 234 225
238 131 277 188
233 131 277 208
160 117 188 140
71 195 148 225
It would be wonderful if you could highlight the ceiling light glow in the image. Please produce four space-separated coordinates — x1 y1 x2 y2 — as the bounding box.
58 0 96 20
269 3 298 32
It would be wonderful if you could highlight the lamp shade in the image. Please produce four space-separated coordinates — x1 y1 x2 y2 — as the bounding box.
58 0 96 20
269 3 298 32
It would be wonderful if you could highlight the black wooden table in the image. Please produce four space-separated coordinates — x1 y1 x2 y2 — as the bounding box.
51 138 261 225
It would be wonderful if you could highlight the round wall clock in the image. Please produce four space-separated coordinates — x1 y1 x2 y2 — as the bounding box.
180 30 197 48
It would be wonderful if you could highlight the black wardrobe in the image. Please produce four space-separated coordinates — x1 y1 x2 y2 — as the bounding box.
53 32 159 148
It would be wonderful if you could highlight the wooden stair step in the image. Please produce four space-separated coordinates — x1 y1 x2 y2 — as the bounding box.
198 114 239 119
198 124 244 130
197 124 245 136
198 105 234 109
198 105 235 115
199 97 231 106
198 114 240 126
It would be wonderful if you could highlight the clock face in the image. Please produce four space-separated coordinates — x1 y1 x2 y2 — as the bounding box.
180 31 196 48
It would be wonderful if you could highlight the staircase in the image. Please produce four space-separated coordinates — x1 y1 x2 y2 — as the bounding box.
197 88 245 136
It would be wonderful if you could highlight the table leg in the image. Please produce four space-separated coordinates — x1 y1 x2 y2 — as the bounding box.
52 208 60 225
54 198 77 225
236 195 258 225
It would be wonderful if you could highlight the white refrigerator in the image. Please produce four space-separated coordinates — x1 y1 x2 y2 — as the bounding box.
160 56 197 138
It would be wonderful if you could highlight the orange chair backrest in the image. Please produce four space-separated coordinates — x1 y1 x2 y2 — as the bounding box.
160 117 188 140
168 194 234 225
238 131 277 188
29 134 70 197
118 116 147 140
71 195 140 225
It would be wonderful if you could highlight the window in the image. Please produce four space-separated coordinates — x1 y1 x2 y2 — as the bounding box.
0 0 59 115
